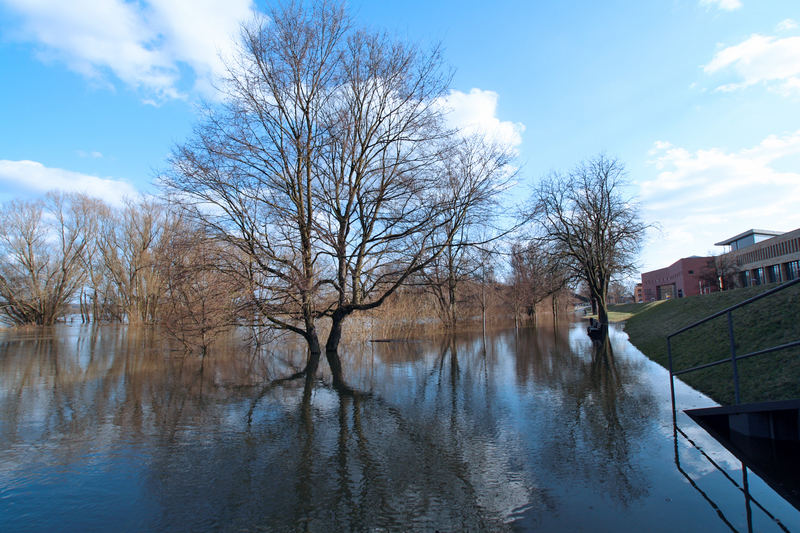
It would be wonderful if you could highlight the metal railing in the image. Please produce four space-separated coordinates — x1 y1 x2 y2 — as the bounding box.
668 278 800 412
672 422 791 532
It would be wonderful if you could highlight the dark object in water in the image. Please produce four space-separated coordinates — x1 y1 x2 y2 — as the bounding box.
587 318 604 340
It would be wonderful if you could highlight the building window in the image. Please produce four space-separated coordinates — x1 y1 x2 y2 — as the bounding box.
767 264 781 283
786 261 800 281
752 268 763 285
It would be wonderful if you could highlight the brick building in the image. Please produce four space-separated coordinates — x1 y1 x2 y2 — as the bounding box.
641 256 716 302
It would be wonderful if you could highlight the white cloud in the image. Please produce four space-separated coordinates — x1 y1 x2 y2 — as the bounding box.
699 0 742 11
648 140 673 155
776 18 798 32
441 88 525 149
1 0 256 101
0 160 139 206
638 132 800 271
704 34 800 96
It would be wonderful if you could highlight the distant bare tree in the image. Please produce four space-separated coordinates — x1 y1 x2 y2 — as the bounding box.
474 246 497 335
712 253 739 291
422 244 478 329
75 195 110 323
607 280 631 304
509 240 569 324
418 137 516 330
159 225 243 356
533 155 646 330
0 192 90 325
97 198 178 324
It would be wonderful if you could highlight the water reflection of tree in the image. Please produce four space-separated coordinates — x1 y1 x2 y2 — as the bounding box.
0 324 654 530
0 327 266 464
3 328 489 529
125 332 554 530
143 381 548 530
513 324 576 387
513 326 657 507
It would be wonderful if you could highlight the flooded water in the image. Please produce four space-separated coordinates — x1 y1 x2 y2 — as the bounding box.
1 323 798 532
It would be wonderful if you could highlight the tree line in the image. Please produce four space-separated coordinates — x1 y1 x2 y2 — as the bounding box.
0 1 645 387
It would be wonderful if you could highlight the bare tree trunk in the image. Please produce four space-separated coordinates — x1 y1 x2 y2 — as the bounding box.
552 293 558 322
304 332 323 378
447 270 458 330
324 310 346 387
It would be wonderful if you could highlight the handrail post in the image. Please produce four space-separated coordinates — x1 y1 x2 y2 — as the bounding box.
727 310 740 404
668 336 677 425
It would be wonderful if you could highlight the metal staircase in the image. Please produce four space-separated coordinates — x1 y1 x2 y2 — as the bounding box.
666 278 800 510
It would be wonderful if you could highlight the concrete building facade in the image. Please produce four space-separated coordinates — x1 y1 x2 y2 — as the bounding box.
715 228 800 288
641 256 716 302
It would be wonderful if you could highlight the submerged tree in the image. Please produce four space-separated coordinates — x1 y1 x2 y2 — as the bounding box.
76 196 111 323
166 3 343 379
509 240 569 325
419 136 515 329
96 198 179 324
533 155 645 329
0 192 90 325
164 1 487 386
159 223 243 356
311 23 455 382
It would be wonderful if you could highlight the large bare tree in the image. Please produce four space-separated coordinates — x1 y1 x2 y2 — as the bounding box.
311 25 454 382
165 1 346 380
533 155 645 330
164 1 479 386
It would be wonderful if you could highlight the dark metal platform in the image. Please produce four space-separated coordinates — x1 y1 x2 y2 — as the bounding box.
686 399 800 510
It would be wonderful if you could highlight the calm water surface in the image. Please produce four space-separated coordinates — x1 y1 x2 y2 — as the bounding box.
1 323 798 532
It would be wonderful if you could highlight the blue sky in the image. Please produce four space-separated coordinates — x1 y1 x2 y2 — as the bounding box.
1 0 799 274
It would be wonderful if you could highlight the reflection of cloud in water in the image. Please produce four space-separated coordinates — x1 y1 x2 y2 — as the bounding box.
615 328 744 475
359 335 551 525
613 326 758 506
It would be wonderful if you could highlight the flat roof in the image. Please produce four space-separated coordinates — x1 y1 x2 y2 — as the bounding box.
714 229 783 246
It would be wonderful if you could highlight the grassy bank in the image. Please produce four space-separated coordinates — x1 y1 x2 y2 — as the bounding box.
615 282 800 405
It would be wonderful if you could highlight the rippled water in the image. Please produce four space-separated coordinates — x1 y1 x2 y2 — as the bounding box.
0 323 798 532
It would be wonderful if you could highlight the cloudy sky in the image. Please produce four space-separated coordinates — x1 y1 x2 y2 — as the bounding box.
1 0 798 273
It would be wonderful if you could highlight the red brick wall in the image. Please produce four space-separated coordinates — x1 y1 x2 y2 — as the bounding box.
641 257 716 301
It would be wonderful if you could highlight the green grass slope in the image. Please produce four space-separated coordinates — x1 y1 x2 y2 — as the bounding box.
618 282 800 405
